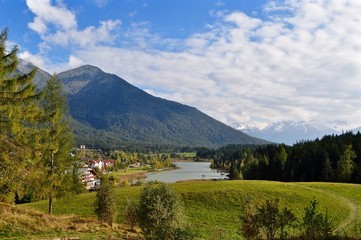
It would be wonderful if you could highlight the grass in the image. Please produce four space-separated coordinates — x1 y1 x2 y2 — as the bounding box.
0 202 141 240
15 180 361 239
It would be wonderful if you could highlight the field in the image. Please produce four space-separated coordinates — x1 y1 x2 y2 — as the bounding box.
9 180 361 239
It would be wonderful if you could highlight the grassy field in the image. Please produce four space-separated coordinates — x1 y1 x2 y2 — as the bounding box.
16 180 361 239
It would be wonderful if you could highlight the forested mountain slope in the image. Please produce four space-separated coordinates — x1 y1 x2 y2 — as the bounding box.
20 62 266 148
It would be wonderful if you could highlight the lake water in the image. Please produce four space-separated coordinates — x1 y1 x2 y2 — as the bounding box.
146 161 227 183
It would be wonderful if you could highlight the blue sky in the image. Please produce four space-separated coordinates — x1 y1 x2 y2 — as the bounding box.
1 0 360 129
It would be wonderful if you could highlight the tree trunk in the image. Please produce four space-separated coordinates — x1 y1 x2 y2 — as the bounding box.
48 192 53 214
48 152 54 214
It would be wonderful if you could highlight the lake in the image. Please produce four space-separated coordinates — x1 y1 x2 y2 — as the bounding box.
146 161 227 183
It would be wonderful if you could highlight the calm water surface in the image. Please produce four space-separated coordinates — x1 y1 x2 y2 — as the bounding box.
146 161 227 183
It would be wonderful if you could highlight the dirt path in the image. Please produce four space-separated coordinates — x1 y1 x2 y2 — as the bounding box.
291 183 358 234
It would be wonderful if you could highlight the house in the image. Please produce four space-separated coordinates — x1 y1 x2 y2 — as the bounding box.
102 159 116 170
88 159 116 171
88 160 104 170
78 167 99 190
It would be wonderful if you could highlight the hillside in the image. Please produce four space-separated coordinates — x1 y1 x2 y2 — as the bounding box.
0 202 140 239
23 180 361 239
54 65 266 148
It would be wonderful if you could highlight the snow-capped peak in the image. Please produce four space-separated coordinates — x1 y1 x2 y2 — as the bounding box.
231 120 360 145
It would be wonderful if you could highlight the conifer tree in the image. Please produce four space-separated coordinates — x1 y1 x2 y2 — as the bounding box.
94 176 117 225
39 76 77 214
337 144 356 182
0 29 43 203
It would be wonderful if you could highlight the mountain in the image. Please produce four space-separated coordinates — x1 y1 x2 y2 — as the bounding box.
232 120 359 145
19 63 265 148
17 59 51 89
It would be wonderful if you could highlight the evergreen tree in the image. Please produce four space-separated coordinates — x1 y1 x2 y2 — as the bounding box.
38 76 77 213
229 161 242 180
337 144 356 182
94 176 117 226
0 29 43 203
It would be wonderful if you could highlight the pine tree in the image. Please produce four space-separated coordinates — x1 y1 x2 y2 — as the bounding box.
0 29 43 203
38 76 76 213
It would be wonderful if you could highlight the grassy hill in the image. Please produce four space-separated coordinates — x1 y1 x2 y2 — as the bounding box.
16 180 361 239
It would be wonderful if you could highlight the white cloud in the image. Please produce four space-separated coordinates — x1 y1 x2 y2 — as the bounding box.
26 0 76 34
18 50 46 69
26 0 121 49
26 0 361 128
68 55 84 68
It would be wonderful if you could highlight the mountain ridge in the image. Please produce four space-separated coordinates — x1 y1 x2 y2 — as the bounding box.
232 120 361 145
17 61 267 148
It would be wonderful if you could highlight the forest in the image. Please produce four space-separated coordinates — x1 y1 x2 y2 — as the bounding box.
197 131 361 183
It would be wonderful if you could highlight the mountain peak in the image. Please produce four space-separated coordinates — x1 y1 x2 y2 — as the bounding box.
59 65 105 78
56 65 108 95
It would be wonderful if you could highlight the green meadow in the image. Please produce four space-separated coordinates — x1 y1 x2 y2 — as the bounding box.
20 180 361 239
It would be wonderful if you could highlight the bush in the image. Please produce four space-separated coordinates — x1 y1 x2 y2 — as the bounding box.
123 198 138 230
240 200 260 239
301 199 335 240
241 198 297 240
93 177 117 226
137 182 193 240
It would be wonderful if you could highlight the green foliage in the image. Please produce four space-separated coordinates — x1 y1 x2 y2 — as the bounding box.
337 145 356 182
198 132 361 184
37 76 77 213
0 29 43 203
229 161 242 180
301 199 335 240
240 199 260 239
137 182 190 240
123 198 138 230
241 198 297 240
94 177 117 226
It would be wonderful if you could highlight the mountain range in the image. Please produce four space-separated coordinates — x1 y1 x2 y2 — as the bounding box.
18 60 266 149
232 120 361 145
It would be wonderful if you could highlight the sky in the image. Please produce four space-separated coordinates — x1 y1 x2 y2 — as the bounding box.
1 0 360 129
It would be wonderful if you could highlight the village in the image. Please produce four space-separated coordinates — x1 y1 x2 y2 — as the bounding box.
77 145 174 191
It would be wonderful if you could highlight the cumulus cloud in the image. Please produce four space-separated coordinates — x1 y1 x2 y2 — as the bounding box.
26 0 121 49
25 0 361 128
18 50 46 69
26 0 76 34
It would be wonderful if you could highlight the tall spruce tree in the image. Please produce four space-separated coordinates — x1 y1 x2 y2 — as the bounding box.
39 76 76 214
0 29 43 203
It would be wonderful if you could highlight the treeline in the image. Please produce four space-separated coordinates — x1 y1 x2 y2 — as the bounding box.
0 29 80 211
197 131 361 183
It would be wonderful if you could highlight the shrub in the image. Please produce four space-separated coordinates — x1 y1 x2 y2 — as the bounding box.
137 182 193 240
301 199 335 240
240 198 297 240
93 177 117 226
240 200 260 239
123 198 138 230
